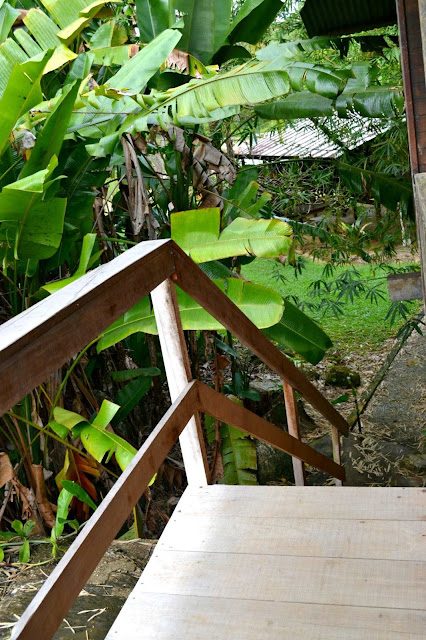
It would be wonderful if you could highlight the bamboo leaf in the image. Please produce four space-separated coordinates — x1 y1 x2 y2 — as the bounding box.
110 367 161 382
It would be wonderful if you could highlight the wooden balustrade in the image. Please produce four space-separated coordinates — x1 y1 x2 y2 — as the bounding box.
1 238 350 639
11 380 345 640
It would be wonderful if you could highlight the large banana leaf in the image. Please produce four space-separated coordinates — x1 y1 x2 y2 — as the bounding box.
23 9 77 71
67 28 182 143
335 62 404 118
205 408 258 485
173 0 231 64
0 0 109 82
171 208 292 262
52 401 137 471
221 422 258 484
263 300 333 365
135 0 170 43
0 52 51 155
41 0 109 44
103 28 181 94
20 81 79 178
0 157 66 259
0 3 19 43
97 279 284 352
255 92 334 119
163 60 290 120
254 58 403 119
227 0 282 47
338 162 414 218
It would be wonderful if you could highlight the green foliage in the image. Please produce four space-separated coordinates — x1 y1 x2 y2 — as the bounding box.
171 208 292 261
0 0 413 541
0 156 67 260
135 0 170 42
51 401 138 471
206 401 258 485
243 258 422 352
97 279 285 351
263 300 333 365
338 162 414 218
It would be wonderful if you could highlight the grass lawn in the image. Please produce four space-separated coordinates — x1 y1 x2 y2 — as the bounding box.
242 258 422 354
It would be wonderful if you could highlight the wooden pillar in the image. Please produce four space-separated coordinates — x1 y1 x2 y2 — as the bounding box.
151 279 210 486
282 381 306 486
331 426 343 487
397 0 426 303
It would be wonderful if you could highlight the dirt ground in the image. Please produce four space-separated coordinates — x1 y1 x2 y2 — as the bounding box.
0 540 155 639
302 328 426 486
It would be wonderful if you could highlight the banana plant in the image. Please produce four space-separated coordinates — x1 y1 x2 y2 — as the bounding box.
50 400 138 471
205 401 258 485
97 280 285 351
171 208 292 262
135 0 281 65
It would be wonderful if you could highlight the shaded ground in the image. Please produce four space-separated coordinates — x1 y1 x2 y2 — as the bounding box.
306 329 426 487
0 540 155 639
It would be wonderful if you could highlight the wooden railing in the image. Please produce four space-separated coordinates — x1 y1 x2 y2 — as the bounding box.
3 239 349 640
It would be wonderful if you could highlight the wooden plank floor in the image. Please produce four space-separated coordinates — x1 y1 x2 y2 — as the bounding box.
106 486 426 639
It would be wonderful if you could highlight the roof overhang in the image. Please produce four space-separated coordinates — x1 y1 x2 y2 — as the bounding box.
300 0 397 37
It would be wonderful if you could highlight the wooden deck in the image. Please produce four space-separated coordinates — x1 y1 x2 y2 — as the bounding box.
106 485 426 639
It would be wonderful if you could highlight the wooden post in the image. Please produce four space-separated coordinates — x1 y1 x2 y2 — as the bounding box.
331 426 343 487
397 0 426 305
282 381 306 486
151 278 210 486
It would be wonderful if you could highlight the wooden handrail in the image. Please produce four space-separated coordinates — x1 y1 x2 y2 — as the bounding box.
0 240 174 416
197 382 345 482
0 239 348 438
11 377 345 640
11 381 199 640
171 243 349 436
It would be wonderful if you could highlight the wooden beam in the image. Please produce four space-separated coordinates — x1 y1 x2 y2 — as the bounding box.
196 382 345 482
10 381 200 640
397 0 426 303
331 427 343 487
414 173 426 303
397 0 426 173
151 279 209 486
172 244 349 437
387 271 423 301
0 240 175 417
282 381 306 486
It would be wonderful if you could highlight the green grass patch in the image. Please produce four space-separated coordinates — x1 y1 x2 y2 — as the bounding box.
242 258 421 353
